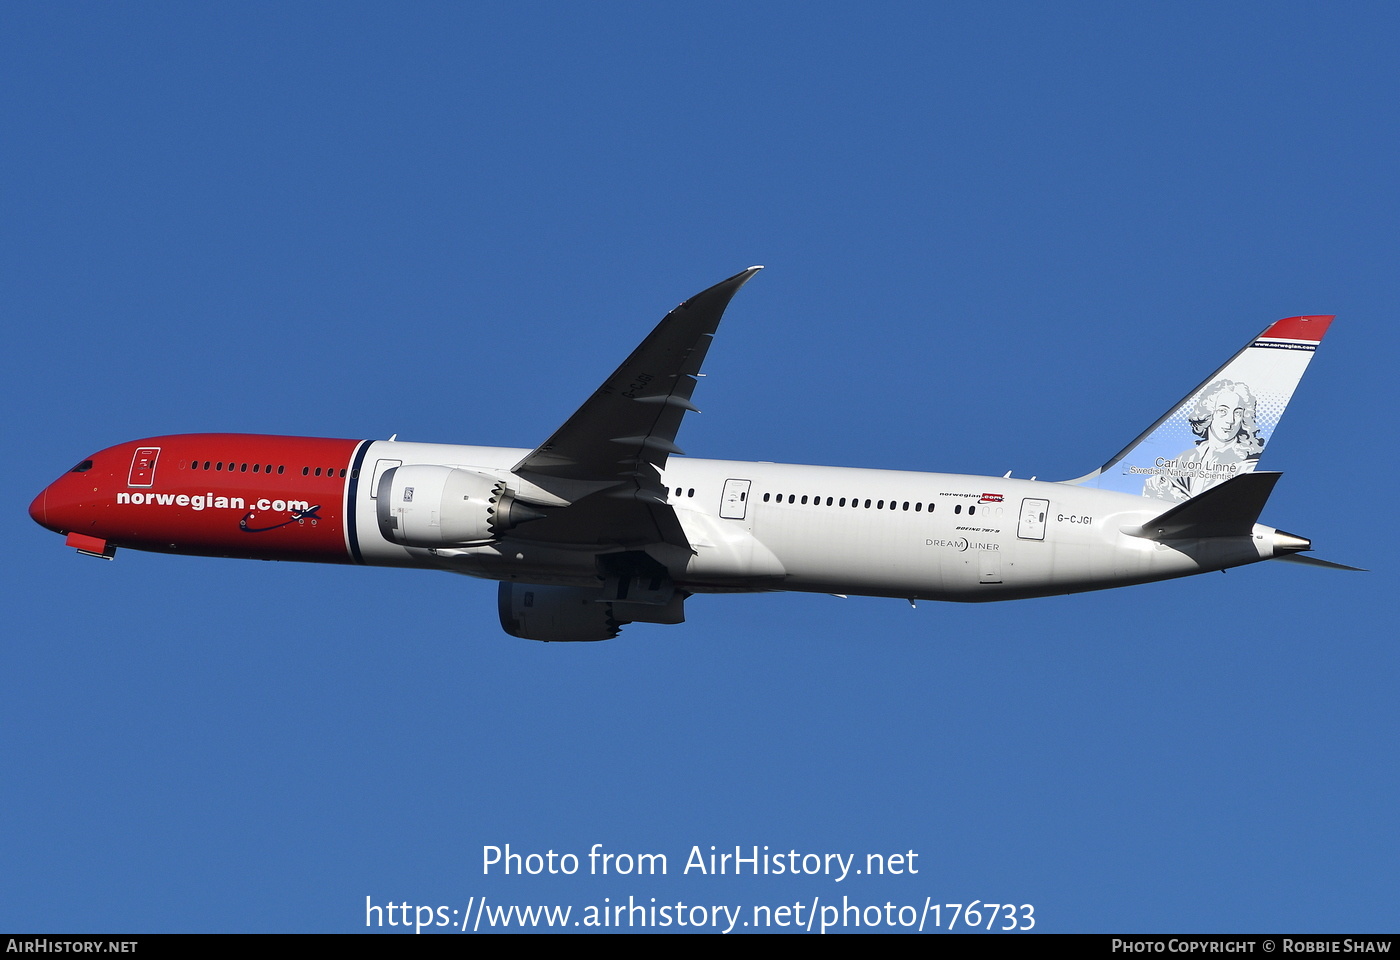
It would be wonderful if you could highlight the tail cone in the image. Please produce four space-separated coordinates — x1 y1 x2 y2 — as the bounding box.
1273 529 1311 555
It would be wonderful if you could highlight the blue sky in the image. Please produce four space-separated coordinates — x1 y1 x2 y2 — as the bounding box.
4 2 1396 933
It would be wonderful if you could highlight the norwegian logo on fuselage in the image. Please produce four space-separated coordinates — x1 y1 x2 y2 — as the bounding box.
980 493 1004 503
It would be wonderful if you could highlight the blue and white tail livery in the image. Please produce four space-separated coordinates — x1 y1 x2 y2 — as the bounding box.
1070 315 1334 501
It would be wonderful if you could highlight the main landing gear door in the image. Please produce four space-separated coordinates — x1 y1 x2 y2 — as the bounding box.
719 479 752 520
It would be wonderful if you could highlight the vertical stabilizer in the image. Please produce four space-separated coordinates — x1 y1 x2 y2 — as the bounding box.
1069 315 1333 502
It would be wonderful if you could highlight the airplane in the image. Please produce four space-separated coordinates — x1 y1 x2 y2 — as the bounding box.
29 267 1360 641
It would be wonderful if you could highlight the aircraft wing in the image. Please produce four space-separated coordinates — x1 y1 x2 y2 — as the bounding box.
510 267 761 547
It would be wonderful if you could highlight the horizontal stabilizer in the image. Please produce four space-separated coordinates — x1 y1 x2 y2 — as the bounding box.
1273 553 1367 572
1125 471 1282 541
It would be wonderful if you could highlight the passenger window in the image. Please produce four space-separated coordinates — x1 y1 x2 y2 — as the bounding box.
955 504 962 514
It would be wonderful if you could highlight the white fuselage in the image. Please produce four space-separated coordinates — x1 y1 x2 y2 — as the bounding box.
349 441 1278 602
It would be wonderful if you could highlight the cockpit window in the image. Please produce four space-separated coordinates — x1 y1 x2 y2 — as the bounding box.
70 459 94 473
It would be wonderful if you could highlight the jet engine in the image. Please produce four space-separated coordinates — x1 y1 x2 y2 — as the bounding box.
376 465 543 547
497 583 623 642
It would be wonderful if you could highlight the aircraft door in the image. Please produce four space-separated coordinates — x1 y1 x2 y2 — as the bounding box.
370 459 402 498
1018 498 1049 540
128 447 160 487
719 479 751 520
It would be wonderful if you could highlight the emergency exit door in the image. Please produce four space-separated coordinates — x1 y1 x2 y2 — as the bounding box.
1018 498 1049 540
719 479 752 520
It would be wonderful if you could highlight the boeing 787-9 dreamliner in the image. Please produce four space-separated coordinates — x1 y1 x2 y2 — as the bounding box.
30 268 1359 640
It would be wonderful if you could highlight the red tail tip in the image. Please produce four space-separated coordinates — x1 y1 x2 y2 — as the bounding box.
1261 315 1335 343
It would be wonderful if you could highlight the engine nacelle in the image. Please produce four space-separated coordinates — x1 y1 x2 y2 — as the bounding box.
497 583 623 642
376 464 543 547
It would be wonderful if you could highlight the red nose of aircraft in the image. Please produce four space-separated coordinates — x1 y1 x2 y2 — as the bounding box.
29 487 49 529
31 458 101 536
